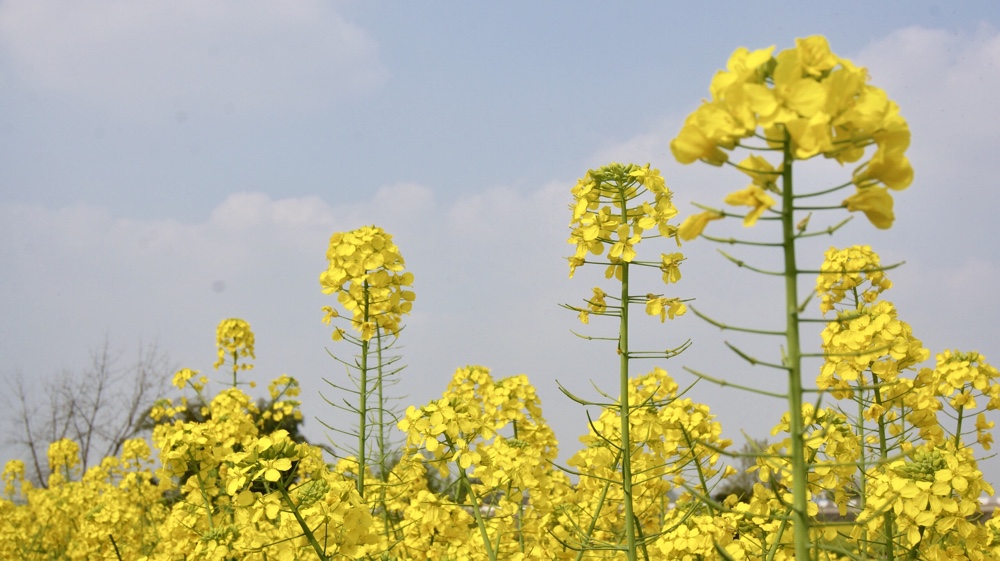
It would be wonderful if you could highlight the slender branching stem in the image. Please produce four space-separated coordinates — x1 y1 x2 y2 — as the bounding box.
279 487 330 561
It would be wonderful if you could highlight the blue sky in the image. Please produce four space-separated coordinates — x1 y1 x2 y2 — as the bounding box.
2 1 1000 483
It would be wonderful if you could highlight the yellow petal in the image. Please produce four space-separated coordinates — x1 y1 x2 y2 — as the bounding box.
677 211 724 241
843 187 895 229
235 489 256 507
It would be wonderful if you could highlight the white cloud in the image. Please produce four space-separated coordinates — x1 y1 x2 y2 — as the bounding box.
0 0 387 117
587 118 677 171
0 181 588 462
445 181 566 242
945 258 1000 292
209 193 337 232
857 24 1000 141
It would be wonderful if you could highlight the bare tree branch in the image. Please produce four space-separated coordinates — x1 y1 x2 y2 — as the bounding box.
2 338 173 485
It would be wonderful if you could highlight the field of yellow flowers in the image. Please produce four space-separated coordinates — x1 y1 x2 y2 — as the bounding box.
3 36 1000 561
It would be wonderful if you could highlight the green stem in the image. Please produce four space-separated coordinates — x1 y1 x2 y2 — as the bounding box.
460 469 498 561
681 427 716 517
375 326 391 539
357 281 370 498
192 469 216 532
511 420 526 553
571 449 623 561
954 385 967 449
108 534 123 561
279 487 330 561
618 186 638 561
856 377 869 561
780 129 810 561
872 372 895 561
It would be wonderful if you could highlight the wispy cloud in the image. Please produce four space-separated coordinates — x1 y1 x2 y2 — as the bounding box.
0 180 589 456
0 0 387 118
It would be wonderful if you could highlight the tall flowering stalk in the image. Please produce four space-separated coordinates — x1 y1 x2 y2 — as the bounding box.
214 318 255 388
319 225 414 503
671 36 913 559
562 162 691 561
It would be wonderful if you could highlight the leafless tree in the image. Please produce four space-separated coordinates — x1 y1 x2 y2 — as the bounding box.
3 338 173 486
712 438 770 504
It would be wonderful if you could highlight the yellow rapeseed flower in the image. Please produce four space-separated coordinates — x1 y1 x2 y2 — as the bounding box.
843 186 895 229
320 225 414 341
214 317 255 371
677 210 724 240
724 185 776 227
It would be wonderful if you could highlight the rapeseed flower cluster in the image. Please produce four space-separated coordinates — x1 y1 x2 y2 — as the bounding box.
320 225 414 341
673 35 911 234
858 443 994 555
214 318 256 371
567 162 687 324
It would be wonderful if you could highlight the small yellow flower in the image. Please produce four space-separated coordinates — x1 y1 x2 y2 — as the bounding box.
608 223 641 262
645 295 687 322
724 185 775 227
587 287 608 314
736 154 780 191
172 367 198 390
659 252 684 284
677 211 724 241
670 109 737 166
795 36 839 75
321 305 338 324
628 163 667 194
843 186 894 230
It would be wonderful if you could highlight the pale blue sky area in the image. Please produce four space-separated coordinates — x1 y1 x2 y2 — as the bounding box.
2 1 1000 483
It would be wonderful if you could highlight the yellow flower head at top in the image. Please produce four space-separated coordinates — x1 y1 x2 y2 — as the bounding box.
47 438 80 472
670 35 913 231
172 367 199 390
320 225 415 341
567 162 682 278
214 318 255 371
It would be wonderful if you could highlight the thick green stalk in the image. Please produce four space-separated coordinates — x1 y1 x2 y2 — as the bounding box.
357 281 370 498
374 327 392 538
376 328 387 475
460 469 498 561
231 350 238 388
954 390 966 449
780 132 810 560
618 188 637 561
872 372 895 560
857 380 870 561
